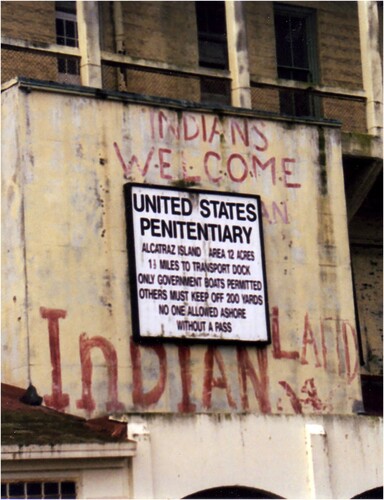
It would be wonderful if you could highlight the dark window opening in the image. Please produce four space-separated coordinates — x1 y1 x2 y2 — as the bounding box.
56 17 78 48
1 480 76 499
200 77 231 106
55 1 80 78
196 1 228 70
361 375 383 416
274 4 319 117
195 1 230 105
56 1 76 14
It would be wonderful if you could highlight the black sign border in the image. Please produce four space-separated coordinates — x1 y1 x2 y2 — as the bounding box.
124 182 271 346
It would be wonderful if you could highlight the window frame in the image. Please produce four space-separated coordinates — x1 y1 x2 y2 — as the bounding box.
273 3 321 118
1 479 77 499
195 1 230 105
195 1 229 70
55 5 80 83
56 10 79 49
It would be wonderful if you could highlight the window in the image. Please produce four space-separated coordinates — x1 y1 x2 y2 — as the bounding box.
196 1 228 70
195 1 230 105
1 480 76 499
56 1 80 83
274 4 319 117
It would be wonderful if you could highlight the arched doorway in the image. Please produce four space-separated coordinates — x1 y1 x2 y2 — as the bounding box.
183 485 284 499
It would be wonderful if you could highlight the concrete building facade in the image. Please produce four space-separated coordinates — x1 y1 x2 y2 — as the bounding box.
1 2 382 499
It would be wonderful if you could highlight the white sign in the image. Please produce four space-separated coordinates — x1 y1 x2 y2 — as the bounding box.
125 184 270 343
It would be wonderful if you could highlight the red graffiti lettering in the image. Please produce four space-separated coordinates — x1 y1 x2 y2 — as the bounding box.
320 319 328 370
252 156 276 185
261 200 291 225
130 339 167 407
271 306 299 360
177 346 197 413
158 110 180 140
331 316 358 381
76 333 124 415
227 153 248 183
282 158 301 188
278 381 302 414
201 114 208 142
236 347 271 413
300 313 322 367
183 114 199 141
113 142 154 178
208 117 222 143
158 148 173 180
181 151 201 183
261 201 271 222
150 109 156 140
203 347 236 409
231 119 249 147
279 378 329 413
272 201 290 224
40 307 69 411
204 151 222 184
149 110 272 150
335 319 344 377
250 123 269 151
342 321 359 383
300 378 329 411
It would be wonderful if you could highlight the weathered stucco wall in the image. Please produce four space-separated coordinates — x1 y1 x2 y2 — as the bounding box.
2 83 362 418
139 413 382 500
1 86 31 385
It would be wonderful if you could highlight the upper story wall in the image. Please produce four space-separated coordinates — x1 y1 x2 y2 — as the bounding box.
2 82 362 418
245 1 363 89
0 0 365 85
1 1 58 83
316 1 363 89
102 1 199 67
1 1 372 136
1 1 55 43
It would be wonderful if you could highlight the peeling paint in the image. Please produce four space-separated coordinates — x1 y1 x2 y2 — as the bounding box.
1 87 361 418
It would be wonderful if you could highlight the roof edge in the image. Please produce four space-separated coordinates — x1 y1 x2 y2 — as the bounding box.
2 441 136 461
2 76 342 128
